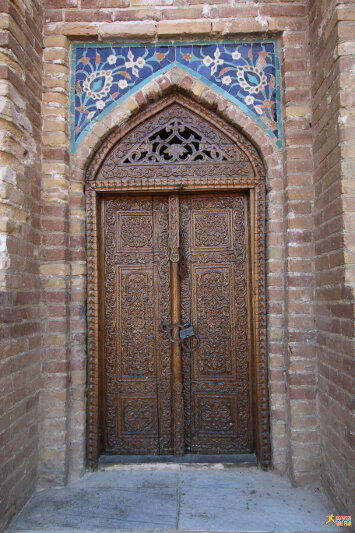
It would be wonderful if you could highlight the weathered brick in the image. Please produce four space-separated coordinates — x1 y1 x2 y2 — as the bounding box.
46 0 78 7
99 21 156 39
285 105 311 117
64 9 112 22
212 18 267 34
309 0 355 515
43 48 68 62
0 13 26 48
43 35 69 48
157 20 211 36
112 7 161 21
45 22 99 36
82 0 128 7
0 0 43 530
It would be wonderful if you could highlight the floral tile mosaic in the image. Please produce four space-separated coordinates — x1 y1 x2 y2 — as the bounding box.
71 41 281 152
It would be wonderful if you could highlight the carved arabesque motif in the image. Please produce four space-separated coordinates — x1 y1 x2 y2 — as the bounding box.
196 269 231 373
86 96 265 182
180 195 250 453
199 398 234 433
102 196 173 454
193 212 230 248
86 189 99 466
169 195 180 263
119 214 153 249
122 118 231 164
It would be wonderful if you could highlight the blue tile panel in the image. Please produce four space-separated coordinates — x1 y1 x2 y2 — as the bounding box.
71 41 282 152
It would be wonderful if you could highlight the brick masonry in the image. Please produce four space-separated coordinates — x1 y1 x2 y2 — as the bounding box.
309 0 355 517
0 1 354 531
0 0 43 531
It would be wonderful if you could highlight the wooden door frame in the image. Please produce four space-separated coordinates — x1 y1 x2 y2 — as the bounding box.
85 94 270 470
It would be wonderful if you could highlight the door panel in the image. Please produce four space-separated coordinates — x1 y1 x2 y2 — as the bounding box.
101 195 173 454
101 193 252 455
180 194 251 453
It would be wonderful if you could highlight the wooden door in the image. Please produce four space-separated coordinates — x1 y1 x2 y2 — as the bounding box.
180 194 252 453
101 195 173 454
101 192 252 455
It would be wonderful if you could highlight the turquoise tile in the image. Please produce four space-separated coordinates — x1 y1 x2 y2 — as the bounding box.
71 41 282 153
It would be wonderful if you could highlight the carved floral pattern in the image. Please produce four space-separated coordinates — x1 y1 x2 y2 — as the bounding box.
102 196 173 454
119 214 153 249
95 104 255 181
122 119 230 164
198 398 234 433
87 97 266 182
122 398 157 434
180 194 250 453
121 270 155 376
169 195 180 263
193 213 230 248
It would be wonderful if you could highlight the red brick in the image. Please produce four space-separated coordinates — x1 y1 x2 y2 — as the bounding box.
43 149 70 163
46 0 78 6
290 388 317 400
260 4 306 17
45 10 63 22
162 6 203 19
64 9 112 22
81 0 127 7
135 90 147 109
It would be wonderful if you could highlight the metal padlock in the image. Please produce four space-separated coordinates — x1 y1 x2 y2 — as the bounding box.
179 323 195 341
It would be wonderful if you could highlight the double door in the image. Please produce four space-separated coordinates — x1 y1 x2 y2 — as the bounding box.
100 192 253 455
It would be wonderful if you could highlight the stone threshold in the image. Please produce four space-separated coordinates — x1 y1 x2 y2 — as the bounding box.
7 468 338 533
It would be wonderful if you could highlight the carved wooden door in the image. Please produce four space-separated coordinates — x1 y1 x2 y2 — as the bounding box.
101 192 252 455
101 195 173 454
87 96 269 467
180 194 252 453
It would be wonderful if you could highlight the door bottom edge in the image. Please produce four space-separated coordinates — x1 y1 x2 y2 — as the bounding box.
98 453 257 468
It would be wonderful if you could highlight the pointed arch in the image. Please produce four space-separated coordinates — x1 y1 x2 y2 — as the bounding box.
86 94 266 182
84 92 270 470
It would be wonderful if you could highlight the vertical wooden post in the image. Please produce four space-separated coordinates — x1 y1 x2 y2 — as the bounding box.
169 194 184 456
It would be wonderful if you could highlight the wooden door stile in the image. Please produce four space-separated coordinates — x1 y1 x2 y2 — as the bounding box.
169 194 185 456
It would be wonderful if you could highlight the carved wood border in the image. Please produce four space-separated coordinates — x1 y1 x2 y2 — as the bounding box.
85 95 270 469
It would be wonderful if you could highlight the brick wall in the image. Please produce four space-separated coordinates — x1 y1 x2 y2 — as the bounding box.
309 0 355 516
40 31 87 485
0 0 43 530
281 7 318 486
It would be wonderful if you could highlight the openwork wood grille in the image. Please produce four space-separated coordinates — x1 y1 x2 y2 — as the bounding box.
85 95 269 469
123 119 232 164
87 101 265 182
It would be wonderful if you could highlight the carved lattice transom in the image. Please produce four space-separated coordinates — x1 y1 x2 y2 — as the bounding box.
90 101 265 182
122 119 229 164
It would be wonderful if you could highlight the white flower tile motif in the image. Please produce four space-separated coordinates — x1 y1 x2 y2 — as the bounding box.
71 41 281 152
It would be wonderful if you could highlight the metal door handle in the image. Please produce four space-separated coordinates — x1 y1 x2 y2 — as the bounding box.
159 322 200 352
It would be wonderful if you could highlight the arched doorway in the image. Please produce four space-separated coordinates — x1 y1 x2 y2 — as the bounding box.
85 95 269 468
